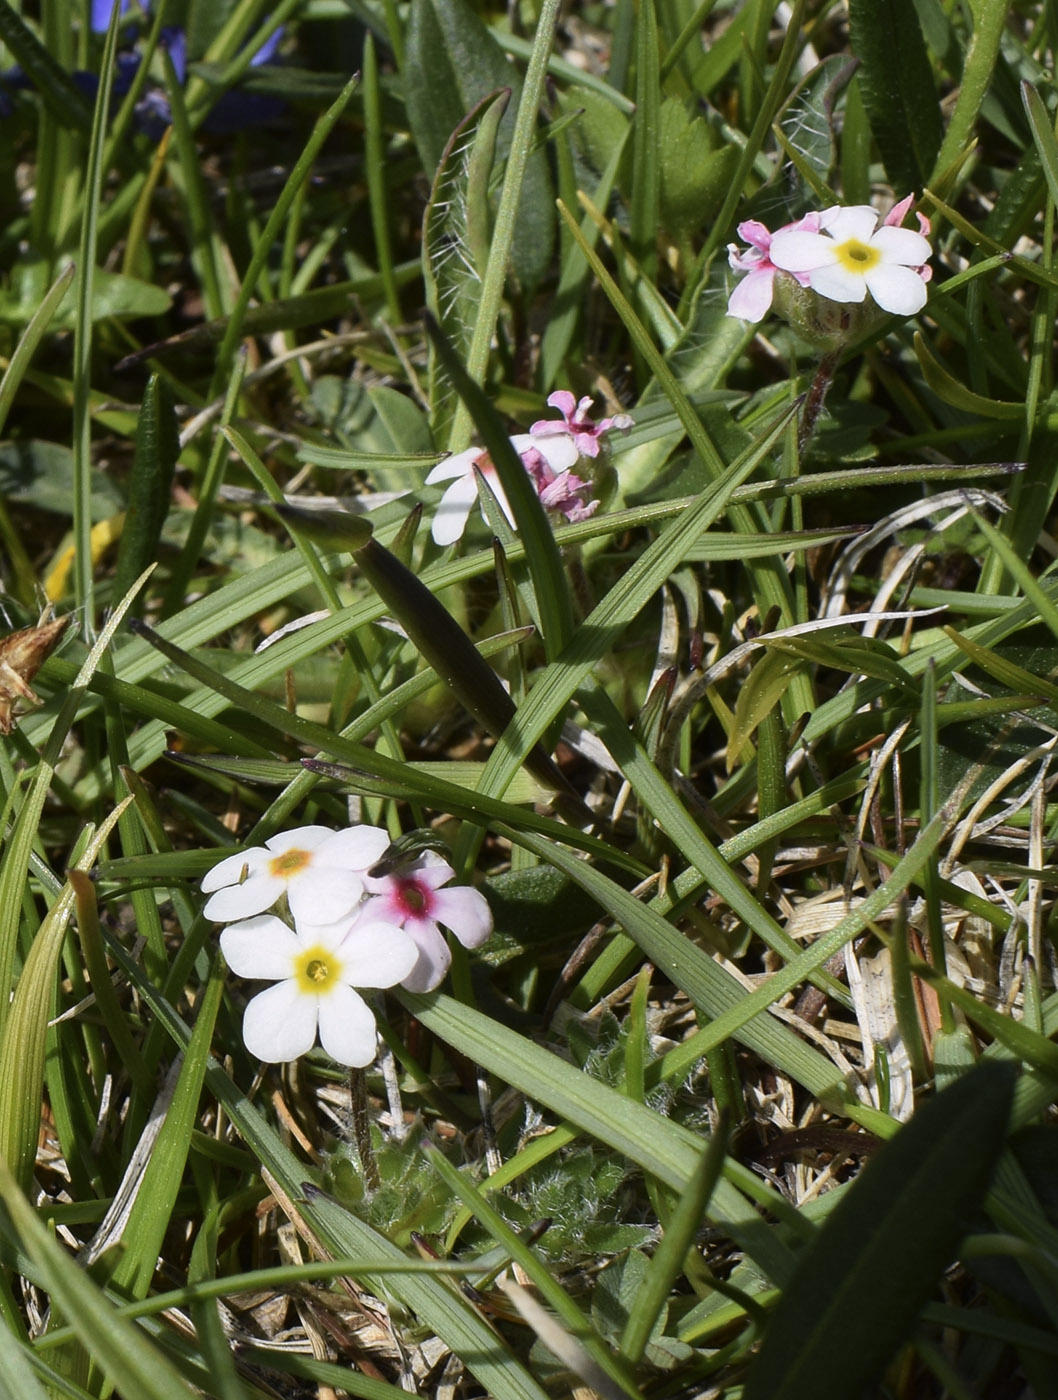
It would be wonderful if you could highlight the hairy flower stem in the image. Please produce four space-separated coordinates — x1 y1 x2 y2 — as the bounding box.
798 350 840 455
349 1067 380 1191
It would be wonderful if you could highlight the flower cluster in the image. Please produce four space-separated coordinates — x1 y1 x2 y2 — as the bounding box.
203 825 493 1066
426 390 632 546
727 196 932 329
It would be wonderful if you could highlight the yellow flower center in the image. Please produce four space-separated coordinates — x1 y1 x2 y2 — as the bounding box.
295 945 341 994
835 238 881 273
269 847 312 878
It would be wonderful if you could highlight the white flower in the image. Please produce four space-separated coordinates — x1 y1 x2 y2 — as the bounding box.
361 851 493 992
768 204 931 316
220 913 418 1065
201 824 390 925
425 434 580 546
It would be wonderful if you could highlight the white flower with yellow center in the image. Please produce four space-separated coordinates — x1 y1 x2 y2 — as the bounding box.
200 824 389 925
768 205 931 316
220 913 417 1065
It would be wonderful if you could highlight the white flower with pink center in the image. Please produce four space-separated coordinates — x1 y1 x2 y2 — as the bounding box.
220 913 418 1065
200 823 390 925
530 390 633 459
768 204 931 316
361 851 493 992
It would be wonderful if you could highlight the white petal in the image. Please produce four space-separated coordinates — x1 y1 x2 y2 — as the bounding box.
316 984 379 1065
287 868 364 925
431 886 493 948
870 224 931 267
431 471 479 545
263 825 336 855
319 825 391 872
200 847 265 894
402 922 452 992
807 263 869 304
865 264 928 315
426 447 482 485
337 921 419 987
203 873 285 922
475 468 516 528
727 268 775 321
512 431 579 472
768 229 837 273
819 205 879 243
220 914 300 978
241 981 318 1061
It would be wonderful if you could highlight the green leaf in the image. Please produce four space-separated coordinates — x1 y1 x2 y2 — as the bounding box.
0 440 125 520
422 89 510 439
402 989 798 1285
404 0 553 289
743 1063 1016 1400
0 0 93 129
0 804 130 1191
847 0 943 190
915 332 1024 419
726 648 802 772
657 98 739 244
111 375 180 616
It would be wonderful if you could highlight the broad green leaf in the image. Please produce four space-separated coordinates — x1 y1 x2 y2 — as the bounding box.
404 0 554 290
0 440 125 520
422 90 510 438
742 1063 1016 1400
848 0 943 190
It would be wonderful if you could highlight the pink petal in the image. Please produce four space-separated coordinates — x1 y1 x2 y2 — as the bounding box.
545 390 577 421
884 194 914 228
401 920 452 992
727 267 775 321
735 219 772 251
430 885 493 948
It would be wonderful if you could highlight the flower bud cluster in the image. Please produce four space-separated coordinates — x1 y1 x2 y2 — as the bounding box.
426 390 632 546
202 824 492 1066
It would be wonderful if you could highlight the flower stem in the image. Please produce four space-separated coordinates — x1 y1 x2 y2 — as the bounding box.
348 1068 380 1192
798 350 840 455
